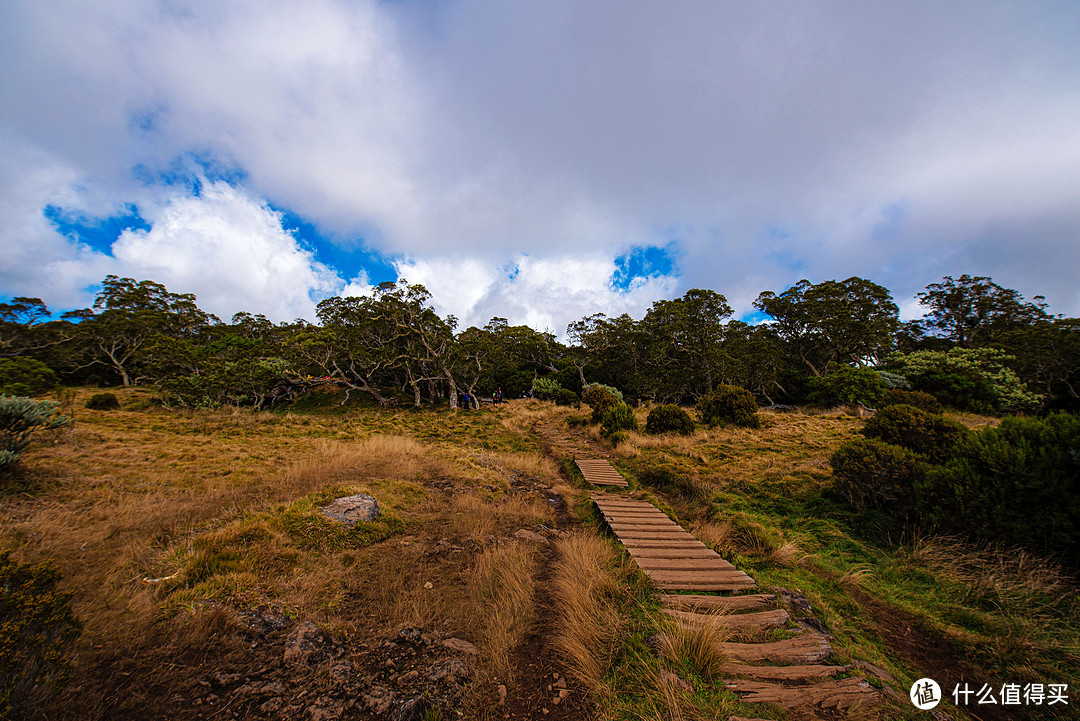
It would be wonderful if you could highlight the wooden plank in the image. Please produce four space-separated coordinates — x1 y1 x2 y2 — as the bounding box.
660 594 777 612
724 664 851 682
718 633 832 664
625 548 719 559
724 677 879 711
617 532 699 541
635 558 739 572
662 607 790 630
644 569 755 584
620 540 709 550
656 580 757 591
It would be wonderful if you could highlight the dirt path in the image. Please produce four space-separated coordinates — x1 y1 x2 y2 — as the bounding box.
530 414 609 460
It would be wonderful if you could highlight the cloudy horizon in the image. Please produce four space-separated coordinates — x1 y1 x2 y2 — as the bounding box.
2 0 1078 335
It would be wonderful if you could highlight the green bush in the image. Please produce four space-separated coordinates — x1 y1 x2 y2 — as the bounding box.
918 413 1080 560
806 366 886 407
885 347 1042 413
601 402 638 436
878 389 943 414
0 550 82 718
862 404 970 464
645 404 696 435
530 376 562 400
582 384 619 423
830 438 927 513
0 396 71 469
85 392 120 411
876 370 911 390
583 383 622 402
607 430 629 446
554 389 579 407
0 358 58 397
696 385 760 428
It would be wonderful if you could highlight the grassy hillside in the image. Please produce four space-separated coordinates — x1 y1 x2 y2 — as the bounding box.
1 390 1076 720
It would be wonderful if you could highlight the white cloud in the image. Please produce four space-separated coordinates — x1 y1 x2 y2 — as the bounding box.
111 181 341 321
396 253 679 338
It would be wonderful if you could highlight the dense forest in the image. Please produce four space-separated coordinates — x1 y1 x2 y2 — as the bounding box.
2 273 1077 415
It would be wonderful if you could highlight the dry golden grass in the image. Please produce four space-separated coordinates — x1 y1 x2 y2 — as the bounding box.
466 544 541 679
653 613 730 680
911 535 1074 601
549 533 623 693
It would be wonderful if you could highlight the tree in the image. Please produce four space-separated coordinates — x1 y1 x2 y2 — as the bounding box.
70 277 217 386
754 277 899 376
916 274 1051 347
641 289 732 400
0 298 72 359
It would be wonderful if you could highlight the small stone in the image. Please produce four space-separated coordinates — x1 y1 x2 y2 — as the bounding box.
423 581 433 589
442 637 479 656
659 669 693 693
553 677 566 689
542 708 549 715
552 696 561 706
558 689 569 699
551 672 559 680
425 657 470 683
319 493 380 525
514 528 549 544
283 621 327 667
399 670 420 684
497 684 507 705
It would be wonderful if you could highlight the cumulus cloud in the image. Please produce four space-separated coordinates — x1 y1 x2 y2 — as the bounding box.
111 181 342 321
395 254 679 336
2 0 1079 328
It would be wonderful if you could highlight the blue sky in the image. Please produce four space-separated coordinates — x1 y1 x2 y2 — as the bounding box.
2 0 1079 334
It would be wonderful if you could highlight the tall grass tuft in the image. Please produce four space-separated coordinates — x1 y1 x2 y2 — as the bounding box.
549 534 623 693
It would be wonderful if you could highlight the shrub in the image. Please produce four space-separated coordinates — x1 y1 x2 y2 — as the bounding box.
0 550 82 718
85 392 120 410
696 385 760 428
806 366 886 407
583 383 622 402
601 402 638 436
878 389 943 414
885 347 1042 413
830 438 927 513
582 385 619 423
531 376 562 400
0 396 71 469
607 430 629 446
862 404 970 464
0 358 58 397
917 413 1080 560
645 404 695 435
554 389 579 407
876 370 912 390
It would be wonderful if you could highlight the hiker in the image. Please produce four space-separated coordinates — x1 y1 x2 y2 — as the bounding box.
494 387 503 404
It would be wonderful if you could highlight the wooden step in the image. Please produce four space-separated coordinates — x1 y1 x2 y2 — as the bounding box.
625 547 719 559
644 569 754 584
725 676 879 711
620 540 709 550
657 580 757 591
660 594 777 612
724 663 852 682
617 531 699 541
636 558 741 572
663 607 790 631
718 633 832 664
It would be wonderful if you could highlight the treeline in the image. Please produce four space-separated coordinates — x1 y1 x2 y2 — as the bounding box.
1 273 1078 414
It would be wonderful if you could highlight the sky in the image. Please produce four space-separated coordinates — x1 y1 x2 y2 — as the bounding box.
2 0 1079 336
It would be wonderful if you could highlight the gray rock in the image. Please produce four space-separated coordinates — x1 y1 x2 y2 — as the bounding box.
513 528 549 544
441 637 479 656
283 621 326 666
320 493 381 525
425 657 470 683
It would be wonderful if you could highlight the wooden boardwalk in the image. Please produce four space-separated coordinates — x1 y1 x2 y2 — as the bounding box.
576 459 628 487
591 494 754 591
580 459 883 719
